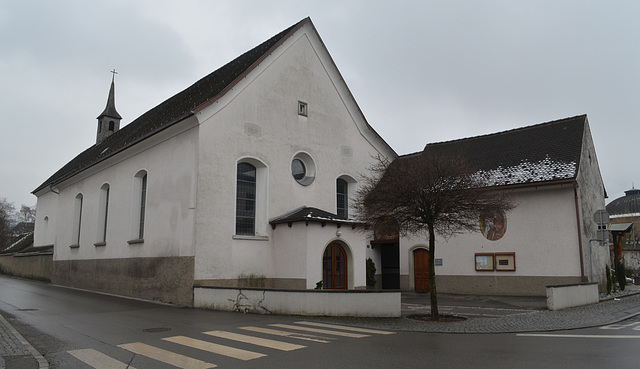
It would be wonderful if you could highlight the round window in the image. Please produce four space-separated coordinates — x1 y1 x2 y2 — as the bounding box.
291 152 316 186
291 159 306 181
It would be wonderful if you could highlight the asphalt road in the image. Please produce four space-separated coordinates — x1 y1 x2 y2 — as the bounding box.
1 276 639 368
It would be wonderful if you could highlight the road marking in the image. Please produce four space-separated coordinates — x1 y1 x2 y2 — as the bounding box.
68 348 137 369
269 324 370 338
163 335 266 360
240 326 333 343
295 321 395 335
204 330 306 351
517 333 640 339
118 342 217 369
600 322 640 330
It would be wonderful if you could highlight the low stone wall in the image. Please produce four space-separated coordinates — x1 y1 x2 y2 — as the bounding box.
0 254 53 282
194 287 401 317
546 282 599 311
52 256 195 306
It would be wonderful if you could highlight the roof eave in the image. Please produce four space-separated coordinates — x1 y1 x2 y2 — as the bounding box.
193 18 311 115
32 111 195 194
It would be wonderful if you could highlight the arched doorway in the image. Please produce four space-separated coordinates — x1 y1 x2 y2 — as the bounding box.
323 242 348 289
413 248 430 292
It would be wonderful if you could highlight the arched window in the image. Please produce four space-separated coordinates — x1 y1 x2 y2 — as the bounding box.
97 184 110 244
108 121 115 132
130 171 147 242
336 178 348 219
236 162 256 236
42 216 49 245
323 243 348 289
72 193 83 246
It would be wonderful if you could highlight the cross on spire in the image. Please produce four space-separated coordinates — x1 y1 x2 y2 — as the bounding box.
110 69 118 82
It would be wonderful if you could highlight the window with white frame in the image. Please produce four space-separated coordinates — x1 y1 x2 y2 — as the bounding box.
42 216 49 245
235 158 268 237
336 175 356 219
71 193 83 247
130 170 147 243
97 183 110 245
236 162 256 236
336 178 348 219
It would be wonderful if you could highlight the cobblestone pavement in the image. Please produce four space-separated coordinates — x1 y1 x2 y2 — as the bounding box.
0 314 47 369
319 288 640 334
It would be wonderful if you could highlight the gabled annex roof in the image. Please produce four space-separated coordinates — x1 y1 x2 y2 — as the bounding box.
269 206 363 229
34 18 310 194
411 115 587 187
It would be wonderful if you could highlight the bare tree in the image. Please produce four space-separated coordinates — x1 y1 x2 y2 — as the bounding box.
19 204 36 223
0 198 16 249
354 152 514 319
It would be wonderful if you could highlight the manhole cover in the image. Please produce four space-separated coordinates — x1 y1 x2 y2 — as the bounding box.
143 327 171 333
17 308 39 312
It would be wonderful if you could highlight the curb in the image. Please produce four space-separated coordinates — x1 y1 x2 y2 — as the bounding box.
0 314 49 369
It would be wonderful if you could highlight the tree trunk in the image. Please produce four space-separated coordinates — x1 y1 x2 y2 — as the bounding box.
428 222 438 319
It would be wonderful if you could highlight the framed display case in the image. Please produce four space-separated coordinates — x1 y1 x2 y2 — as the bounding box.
495 252 516 271
475 253 495 271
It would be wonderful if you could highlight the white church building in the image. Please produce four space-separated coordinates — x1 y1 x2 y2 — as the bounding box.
31 18 396 307
25 18 609 312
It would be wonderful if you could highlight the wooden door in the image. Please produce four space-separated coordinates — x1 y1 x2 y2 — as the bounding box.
413 249 430 292
323 243 348 289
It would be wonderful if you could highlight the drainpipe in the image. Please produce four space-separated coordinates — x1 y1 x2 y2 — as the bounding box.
573 182 586 282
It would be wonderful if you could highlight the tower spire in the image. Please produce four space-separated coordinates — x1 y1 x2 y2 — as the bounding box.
96 70 122 144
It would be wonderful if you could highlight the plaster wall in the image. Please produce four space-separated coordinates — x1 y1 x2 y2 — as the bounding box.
575 119 609 284
400 185 583 294
33 191 58 247
36 121 198 262
193 24 392 283
194 287 401 317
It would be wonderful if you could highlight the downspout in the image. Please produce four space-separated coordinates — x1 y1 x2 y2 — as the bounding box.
573 182 586 282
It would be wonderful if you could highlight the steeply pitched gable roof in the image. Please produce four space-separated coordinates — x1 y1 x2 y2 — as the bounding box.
406 115 587 187
33 18 308 194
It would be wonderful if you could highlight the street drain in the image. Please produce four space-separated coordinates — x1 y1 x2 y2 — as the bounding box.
143 327 172 333
17 308 39 311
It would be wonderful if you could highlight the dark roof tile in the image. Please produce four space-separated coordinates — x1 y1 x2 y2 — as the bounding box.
404 115 587 187
34 18 307 194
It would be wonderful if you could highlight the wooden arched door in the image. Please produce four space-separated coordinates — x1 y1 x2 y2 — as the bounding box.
323 243 348 289
413 248 430 292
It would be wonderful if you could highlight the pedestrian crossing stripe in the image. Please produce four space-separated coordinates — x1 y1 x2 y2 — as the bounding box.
203 330 306 351
68 348 137 369
600 321 640 330
240 326 333 343
68 320 394 368
118 342 217 369
295 321 396 335
163 335 267 361
268 323 370 338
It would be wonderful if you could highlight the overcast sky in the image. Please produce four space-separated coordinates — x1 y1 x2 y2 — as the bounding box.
1 0 638 209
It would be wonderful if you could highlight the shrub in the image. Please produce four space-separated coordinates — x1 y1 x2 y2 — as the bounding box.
366 258 377 288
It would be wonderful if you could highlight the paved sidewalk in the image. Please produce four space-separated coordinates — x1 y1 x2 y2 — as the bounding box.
1 288 639 369
0 314 48 369
322 287 640 334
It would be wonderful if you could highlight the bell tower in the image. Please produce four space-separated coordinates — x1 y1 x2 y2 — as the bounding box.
96 69 122 144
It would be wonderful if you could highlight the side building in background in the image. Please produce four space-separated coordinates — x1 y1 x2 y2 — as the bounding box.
368 115 610 295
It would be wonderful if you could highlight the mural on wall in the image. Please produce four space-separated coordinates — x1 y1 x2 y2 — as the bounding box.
479 211 507 241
